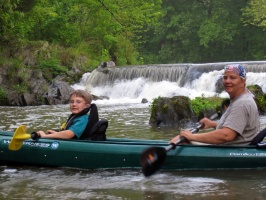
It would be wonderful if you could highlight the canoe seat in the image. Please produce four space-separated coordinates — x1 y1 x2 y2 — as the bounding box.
79 103 108 140
86 119 108 141
249 127 266 145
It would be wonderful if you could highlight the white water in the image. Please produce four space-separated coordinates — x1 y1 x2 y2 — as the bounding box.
2 63 266 200
71 69 266 105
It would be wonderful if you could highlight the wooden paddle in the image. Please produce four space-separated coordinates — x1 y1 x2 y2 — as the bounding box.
140 123 204 177
8 125 39 151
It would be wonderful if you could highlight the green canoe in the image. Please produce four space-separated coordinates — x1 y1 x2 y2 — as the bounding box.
1 129 266 171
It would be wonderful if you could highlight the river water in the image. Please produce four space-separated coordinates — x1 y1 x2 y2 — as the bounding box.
2 62 266 199
1 103 266 200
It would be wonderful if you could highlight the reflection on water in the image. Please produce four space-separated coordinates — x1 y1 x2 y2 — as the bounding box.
1 165 266 200
1 103 266 199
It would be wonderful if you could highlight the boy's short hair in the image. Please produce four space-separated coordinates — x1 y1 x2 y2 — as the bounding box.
70 89 93 103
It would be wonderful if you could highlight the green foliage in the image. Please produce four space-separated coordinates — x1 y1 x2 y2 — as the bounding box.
0 87 7 104
149 97 159 119
6 59 23 80
242 0 266 30
161 103 169 112
1 0 266 76
150 97 159 111
247 85 266 113
12 83 28 94
22 0 162 65
0 0 36 45
101 49 110 62
38 58 68 76
139 0 266 63
256 95 266 113
190 96 222 116
115 35 139 65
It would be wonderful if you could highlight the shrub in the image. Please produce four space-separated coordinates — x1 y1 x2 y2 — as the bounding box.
190 96 223 116
12 83 28 94
38 58 68 77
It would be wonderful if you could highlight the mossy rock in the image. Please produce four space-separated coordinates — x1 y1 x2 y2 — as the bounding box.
248 85 266 114
149 96 194 127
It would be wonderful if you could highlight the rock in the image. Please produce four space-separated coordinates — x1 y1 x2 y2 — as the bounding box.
21 93 35 106
106 61 116 67
44 80 74 105
72 56 88 72
248 84 266 114
6 91 35 106
149 96 194 127
248 84 264 96
92 94 110 101
96 61 116 74
6 91 23 106
102 62 108 68
215 76 224 93
29 69 50 105
141 98 148 103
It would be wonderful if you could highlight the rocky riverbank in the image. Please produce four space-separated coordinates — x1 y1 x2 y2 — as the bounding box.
0 41 120 106
0 41 93 106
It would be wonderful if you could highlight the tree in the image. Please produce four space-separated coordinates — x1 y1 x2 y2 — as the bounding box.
0 0 36 45
140 0 266 63
25 0 162 64
242 0 266 30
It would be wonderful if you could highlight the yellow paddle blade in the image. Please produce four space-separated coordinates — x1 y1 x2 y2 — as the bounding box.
60 122 66 130
8 125 31 151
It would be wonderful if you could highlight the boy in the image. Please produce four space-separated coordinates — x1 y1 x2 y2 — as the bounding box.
37 89 92 139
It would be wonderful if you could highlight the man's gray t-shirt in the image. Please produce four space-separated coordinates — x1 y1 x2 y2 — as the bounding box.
217 91 260 145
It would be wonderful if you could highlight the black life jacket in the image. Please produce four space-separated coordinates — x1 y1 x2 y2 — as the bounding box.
64 103 107 140
64 107 92 131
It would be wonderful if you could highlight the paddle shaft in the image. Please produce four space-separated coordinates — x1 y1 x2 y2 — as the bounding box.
166 112 221 151
210 112 219 121
166 123 204 151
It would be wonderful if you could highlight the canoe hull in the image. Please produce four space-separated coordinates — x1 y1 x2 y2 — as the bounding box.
1 130 266 170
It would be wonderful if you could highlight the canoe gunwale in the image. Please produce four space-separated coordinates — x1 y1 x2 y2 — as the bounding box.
0 130 263 149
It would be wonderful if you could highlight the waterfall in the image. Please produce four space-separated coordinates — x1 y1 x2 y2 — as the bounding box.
80 61 266 103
